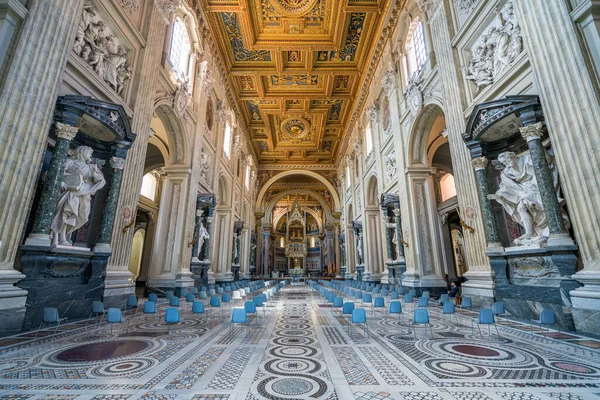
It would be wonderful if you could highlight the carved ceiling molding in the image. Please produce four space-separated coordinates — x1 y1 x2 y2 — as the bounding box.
118 0 142 10
257 164 337 170
337 0 407 167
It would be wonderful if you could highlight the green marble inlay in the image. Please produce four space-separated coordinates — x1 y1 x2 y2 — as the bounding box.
98 168 123 244
475 168 500 244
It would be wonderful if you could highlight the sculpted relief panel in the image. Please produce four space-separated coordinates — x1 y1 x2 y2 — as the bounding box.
73 1 132 96
465 2 523 92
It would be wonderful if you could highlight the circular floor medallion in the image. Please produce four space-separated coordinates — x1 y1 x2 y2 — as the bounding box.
271 377 313 396
452 345 501 357
55 340 149 362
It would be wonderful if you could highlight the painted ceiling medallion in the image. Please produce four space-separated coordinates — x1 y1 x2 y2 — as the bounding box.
282 117 310 139
270 0 320 17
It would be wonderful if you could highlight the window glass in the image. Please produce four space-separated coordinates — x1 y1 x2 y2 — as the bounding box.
140 173 157 201
169 18 192 78
223 122 232 158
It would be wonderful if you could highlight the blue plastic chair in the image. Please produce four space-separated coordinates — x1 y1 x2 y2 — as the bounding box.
192 287 199 294
475 309 500 337
88 301 105 325
198 291 208 300
362 293 373 306
217 287 224 294
493 302 506 322
333 296 344 314
533 309 556 337
417 296 429 307
442 301 456 322
209 288 216 296
422 291 430 298
191 301 205 319
373 297 385 316
143 301 157 321
381 289 389 297
165 308 181 333
342 302 355 320
245 301 258 324
126 295 138 310
148 293 158 303
37 307 67 337
390 291 399 300
107 308 129 335
354 291 363 301
439 294 449 305
412 308 432 339
210 295 222 316
231 308 248 335
389 301 402 320
349 308 369 337
166 290 174 300
169 296 180 307
460 296 472 311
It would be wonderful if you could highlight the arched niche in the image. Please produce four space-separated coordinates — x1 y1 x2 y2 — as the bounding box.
366 175 380 207
264 189 333 222
217 175 229 207
272 206 324 234
407 102 445 165
152 104 189 165
256 170 341 212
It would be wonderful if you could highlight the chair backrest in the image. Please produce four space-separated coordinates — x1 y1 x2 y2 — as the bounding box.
43 308 60 323
148 293 158 302
493 302 505 315
381 289 388 296
461 297 472 308
404 293 413 303
355 291 362 299
408 289 416 297
417 297 429 307
166 290 174 299
192 287 199 294
127 295 138 307
143 301 156 313
209 289 216 296
91 301 104 313
422 291 430 298
165 308 180 324
217 287 224 294
540 309 556 324
210 296 221 307
333 296 343 307
222 293 231 303
479 309 495 324
244 301 257 313
440 294 449 303
374 297 385 307
186 293 195 302
363 293 373 303
192 301 205 314
169 297 180 306
391 291 399 299
232 290 241 300
254 297 263 307
231 308 247 324
107 308 122 323
413 308 429 324
442 302 455 314
181 288 188 296
342 302 355 315
199 291 207 299
389 301 402 314
351 308 367 323
244 287 250 294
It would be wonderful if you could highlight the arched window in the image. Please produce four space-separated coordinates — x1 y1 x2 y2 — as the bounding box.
440 173 457 202
365 124 373 154
405 18 427 79
169 17 192 78
223 121 232 158
140 172 158 201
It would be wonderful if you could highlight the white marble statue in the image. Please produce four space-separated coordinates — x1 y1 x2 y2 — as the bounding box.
51 146 106 246
197 222 210 258
199 151 210 180
488 151 563 246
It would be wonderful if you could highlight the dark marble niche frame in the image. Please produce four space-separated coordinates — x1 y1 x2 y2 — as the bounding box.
380 193 406 290
464 95 580 330
18 95 135 330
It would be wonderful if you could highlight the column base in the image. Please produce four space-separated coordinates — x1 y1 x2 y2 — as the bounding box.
461 269 496 308
103 270 135 308
0 270 28 335
214 272 233 283
174 270 195 296
24 233 51 247
570 269 600 335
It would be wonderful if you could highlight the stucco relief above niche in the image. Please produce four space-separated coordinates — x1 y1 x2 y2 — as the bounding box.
73 1 132 97
465 1 524 92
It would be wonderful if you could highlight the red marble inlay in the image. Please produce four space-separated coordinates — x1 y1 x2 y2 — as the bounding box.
553 362 593 373
452 345 500 357
56 340 149 362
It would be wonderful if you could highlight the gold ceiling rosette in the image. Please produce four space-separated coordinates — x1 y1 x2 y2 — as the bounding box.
269 0 320 18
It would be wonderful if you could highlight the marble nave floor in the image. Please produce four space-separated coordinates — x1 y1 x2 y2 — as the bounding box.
0 286 600 400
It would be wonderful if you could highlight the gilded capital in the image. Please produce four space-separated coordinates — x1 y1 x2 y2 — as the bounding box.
471 157 489 171
55 122 79 141
520 122 544 142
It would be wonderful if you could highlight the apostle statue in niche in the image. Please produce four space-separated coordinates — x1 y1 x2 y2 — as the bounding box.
488 151 569 246
51 146 106 246
197 222 210 259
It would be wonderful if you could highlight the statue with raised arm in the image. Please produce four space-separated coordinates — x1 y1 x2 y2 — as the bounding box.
51 146 106 246
197 222 210 258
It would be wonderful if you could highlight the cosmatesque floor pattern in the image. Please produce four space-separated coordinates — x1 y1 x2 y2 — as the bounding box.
1 286 600 399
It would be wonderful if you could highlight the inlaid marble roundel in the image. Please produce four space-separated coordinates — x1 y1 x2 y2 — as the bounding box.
281 117 310 139
270 0 320 17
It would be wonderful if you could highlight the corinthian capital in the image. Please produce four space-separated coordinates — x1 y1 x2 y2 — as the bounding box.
55 122 79 141
520 122 544 142
471 157 489 171
110 157 127 170
416 0 440 16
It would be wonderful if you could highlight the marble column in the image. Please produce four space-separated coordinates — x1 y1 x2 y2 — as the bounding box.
26 123 79 246
203 212 214 261
263 230 270 277
471 157 502 249
334 222 341 276
520 123 572 245
384 222 394 261
94 157 126 253
513 0 600 329
103 3 168 301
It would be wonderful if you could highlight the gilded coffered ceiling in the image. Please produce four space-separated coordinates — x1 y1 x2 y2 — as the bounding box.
199 0 394 166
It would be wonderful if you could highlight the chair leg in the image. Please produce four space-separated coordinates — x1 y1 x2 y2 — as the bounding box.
494 323 500 337
477 324 483 338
